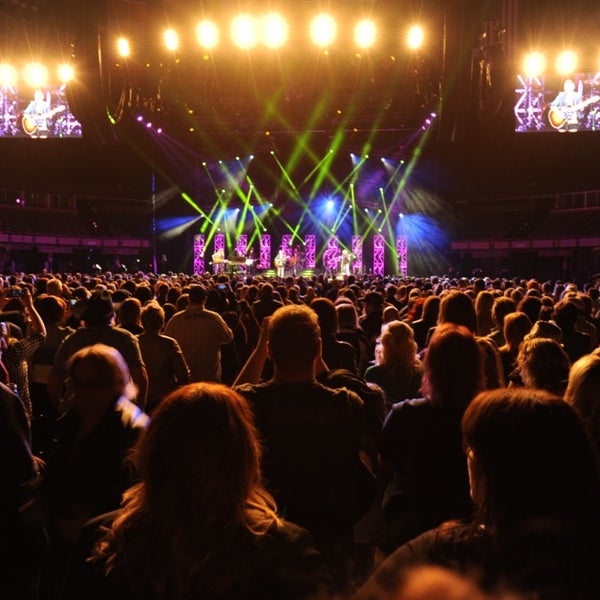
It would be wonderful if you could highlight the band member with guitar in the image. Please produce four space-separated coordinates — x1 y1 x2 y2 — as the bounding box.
340 249 353 277
22 89 64 138
274 248 286 278
549 79 584 132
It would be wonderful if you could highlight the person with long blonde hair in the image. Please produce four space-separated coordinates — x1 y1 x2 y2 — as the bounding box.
364 320 422 410
62 383 334 600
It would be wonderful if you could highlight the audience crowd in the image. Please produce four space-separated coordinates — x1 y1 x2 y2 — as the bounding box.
3 267 600 599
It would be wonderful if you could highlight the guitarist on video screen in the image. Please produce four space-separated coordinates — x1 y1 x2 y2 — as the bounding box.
550 78 583 132
22 89 65 138
23 89 52 137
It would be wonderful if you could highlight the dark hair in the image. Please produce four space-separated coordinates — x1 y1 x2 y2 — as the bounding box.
421 323 483 411
34 293 67 324
140 301 165 333
310 297 337 336
438 291 477 333
491 296 517 326
188 284 207 305
463 388 600 533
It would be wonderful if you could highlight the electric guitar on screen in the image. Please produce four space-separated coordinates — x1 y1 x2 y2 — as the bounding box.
547 95 600 130
21 105 66 136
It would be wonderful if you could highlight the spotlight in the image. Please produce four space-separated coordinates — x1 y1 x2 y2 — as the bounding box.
136 115 143 122
146 122 152 128
117 38 131 58
310 13 337 47
196 20 219 50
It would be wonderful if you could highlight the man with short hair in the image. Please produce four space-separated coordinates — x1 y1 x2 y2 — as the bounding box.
234 304 365 593
164 284 233 382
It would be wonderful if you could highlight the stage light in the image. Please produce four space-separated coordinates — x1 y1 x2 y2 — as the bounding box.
164 28 180 52
556 50 577 76
0 64 17 87
146 122 152 128
326 199 334 210
310 13 337 48
156 128 163 134
136 115 143 122
231 14 258 49
354 19 376 49
117 37 131 58
196 20 219 50
57 64 74 83
23 62 48 88
523 52 545 77
262 12 288 48
407 25 424 50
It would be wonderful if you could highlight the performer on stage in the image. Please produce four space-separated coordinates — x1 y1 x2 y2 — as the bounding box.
290 245 304 276
274 248 286 278
340 249 353 277
246 247 255 276
212 247 225 274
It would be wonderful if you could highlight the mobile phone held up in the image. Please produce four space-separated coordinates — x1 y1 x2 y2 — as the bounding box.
10 288 24 297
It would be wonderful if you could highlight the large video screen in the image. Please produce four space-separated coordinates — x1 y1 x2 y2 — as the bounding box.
515 72 600 133
0 83 82 139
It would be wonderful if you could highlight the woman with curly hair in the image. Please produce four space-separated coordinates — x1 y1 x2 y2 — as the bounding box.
364 320 422 410
516 337 571 396
63 383 333 600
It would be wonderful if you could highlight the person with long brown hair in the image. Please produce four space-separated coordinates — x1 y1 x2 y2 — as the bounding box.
377 323 484 554
62 382 334 600
356 388 600 599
